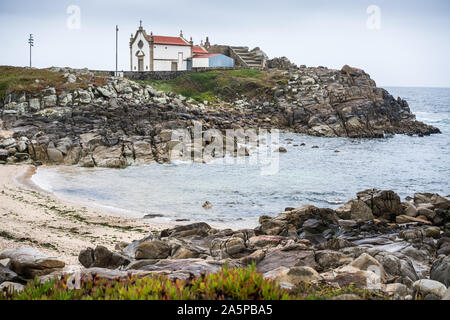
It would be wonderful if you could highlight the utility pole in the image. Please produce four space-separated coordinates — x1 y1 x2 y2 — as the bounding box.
28 34 34 68
115 25 119 76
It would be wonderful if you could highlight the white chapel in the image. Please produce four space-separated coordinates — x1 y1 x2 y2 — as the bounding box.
129 22 233 72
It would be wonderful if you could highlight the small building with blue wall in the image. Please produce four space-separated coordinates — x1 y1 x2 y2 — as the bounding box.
191 53 234 69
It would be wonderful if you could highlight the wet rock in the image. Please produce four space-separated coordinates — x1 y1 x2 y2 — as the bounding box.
336 200 374 222
0 247 65 279
135 240 170 260
430 256 450 287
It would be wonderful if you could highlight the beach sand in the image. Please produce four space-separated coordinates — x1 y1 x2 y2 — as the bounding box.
0 165 169 265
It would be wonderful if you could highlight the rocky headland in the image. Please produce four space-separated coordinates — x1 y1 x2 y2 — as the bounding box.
0 64 441 168
1 188 449 300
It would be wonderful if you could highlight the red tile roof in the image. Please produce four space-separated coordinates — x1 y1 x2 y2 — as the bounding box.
193 53 219 59
193 46 208 54
149 35 191 46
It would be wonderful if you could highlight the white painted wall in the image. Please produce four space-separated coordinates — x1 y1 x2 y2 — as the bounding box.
153 44 191 71
131 31 151 71
192 57 209 68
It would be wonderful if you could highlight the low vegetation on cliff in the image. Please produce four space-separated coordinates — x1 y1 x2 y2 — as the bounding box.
0 66 106 101
144 69 276 102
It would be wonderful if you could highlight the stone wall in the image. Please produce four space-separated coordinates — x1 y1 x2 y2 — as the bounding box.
90 67 239 81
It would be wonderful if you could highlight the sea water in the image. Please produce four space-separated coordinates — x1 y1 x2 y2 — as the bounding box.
32 87 450 229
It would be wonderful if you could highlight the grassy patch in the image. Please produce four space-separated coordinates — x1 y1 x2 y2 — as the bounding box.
0 264 389 300
0 66 106 101
142 69 277 103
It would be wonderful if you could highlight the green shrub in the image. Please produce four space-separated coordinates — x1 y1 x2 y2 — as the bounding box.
0 265 290 300
144 69 276 103
0 66 106 101
0 264 389 300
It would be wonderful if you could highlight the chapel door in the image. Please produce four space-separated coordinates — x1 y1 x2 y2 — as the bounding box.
138 58 144 72
171 62 178 71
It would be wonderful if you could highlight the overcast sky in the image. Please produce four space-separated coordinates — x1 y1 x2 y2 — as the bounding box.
0 0 449 87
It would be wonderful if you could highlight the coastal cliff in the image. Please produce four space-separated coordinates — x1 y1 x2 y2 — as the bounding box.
0 65 440 168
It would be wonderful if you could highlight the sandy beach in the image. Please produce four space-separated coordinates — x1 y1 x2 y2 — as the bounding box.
0 165 168 265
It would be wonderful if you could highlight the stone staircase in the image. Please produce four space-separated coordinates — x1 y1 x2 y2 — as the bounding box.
230 46 265 69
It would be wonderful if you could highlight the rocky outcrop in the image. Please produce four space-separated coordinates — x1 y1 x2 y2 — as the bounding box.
0 66 440 168
78 246 130 269
266 57 297 70
0 247 65 278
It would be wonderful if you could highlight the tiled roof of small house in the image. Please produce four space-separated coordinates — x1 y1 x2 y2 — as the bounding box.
193 46 208 54
149 35 191 46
